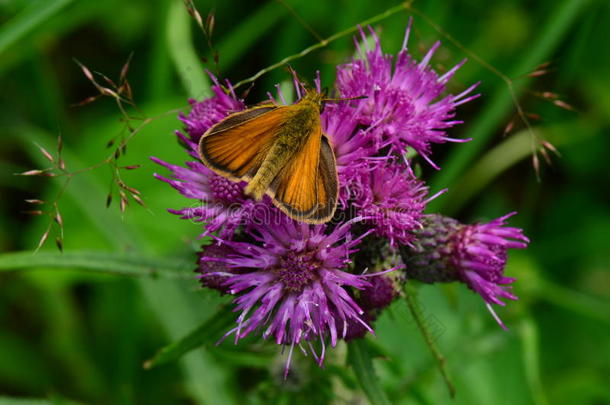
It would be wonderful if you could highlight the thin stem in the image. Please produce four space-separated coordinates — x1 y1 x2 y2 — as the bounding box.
403 283 456 398
276 0 323 42
232 1 414 90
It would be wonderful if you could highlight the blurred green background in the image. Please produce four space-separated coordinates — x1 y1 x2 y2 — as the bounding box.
0 0 609 404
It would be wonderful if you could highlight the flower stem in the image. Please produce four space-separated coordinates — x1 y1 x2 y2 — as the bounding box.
232 1 414 90
403 283 456 398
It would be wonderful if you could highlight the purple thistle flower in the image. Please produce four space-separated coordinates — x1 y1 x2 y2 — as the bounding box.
403 213 529 328
198 218 381 376
179 76 245 142
344 275 397 341
336 24 479 168
353 163 429 247
197 243 242 294
359 274 397 310
321 102 382 207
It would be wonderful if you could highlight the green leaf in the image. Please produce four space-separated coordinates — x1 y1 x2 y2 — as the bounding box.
166 0 210 99
210 345 274 368
518 318 550 405
0 0 75 56
347 339 392 405
0 250 193 279
0 396 84 405
537 278 610 325
144 306 237 369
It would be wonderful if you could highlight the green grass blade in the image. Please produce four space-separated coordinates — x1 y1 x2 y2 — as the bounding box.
0 397 84 405
402 283 456 398
536 279 610 325
166 0 211 99
144 306 236 369
443 118 594 216
0 250 192 279
147 0 174 100
429 0 591 211
0 0 75 56
519 318 550 405
347 340 392 405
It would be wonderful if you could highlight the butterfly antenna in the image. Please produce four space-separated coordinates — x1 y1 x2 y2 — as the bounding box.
240 80 256 100
323 95 368 103
284 65 310 98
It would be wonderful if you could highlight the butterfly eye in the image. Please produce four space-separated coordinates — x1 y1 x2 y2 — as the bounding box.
319 102 325 114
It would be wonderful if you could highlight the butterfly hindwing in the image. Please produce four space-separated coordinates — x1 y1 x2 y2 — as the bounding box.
308 135 339 223
198 106 286 180
270 125 322 219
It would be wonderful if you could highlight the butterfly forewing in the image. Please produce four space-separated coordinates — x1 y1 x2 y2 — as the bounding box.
199 106 284 179
206 106 276 135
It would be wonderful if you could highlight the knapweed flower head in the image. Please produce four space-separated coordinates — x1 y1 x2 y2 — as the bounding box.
179 75 245 142
350 162 429 247
198 218 377 377
336 24 479 168
402 213 529 328
321 102 379 207
152 20 527 375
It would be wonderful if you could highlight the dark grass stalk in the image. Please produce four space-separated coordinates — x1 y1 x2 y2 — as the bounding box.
403 283 456 398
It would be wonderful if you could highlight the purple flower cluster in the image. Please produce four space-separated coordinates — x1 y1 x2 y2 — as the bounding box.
153 23 528 373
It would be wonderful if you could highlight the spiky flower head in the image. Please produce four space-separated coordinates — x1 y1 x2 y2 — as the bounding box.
321 102 380 207
402 213 529 328
179 77 245 142
351 163 429 247
198 218 384 376
336 24 479 168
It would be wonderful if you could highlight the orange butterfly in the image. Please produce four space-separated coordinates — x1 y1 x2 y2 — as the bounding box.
198 88 339 224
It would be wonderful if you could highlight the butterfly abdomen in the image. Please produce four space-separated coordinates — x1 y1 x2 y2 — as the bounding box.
244 133 304 200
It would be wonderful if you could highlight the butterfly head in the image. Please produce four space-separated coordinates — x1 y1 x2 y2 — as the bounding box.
299 88 325 113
